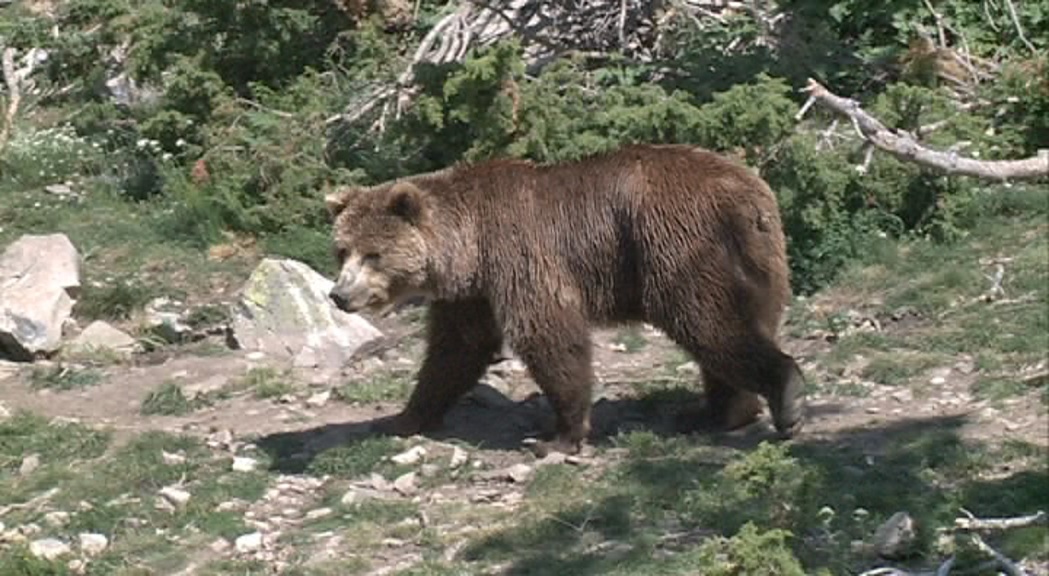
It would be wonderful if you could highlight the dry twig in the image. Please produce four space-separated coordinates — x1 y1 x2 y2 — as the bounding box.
0 46 20 154
1002 0 1036 54
798 78 1049 181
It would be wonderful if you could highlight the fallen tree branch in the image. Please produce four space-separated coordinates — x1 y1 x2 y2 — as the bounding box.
955 509 1047 532
968 532 1027 576
0 46 20 154
1002 0 1036 54
799 78 1049 181
859 509 1044 576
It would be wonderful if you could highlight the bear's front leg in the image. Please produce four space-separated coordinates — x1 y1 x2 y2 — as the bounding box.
374 299 502 437
505 306 595 457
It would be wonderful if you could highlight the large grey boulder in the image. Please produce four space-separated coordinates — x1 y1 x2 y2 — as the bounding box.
229 258 382 372
0 234 81 361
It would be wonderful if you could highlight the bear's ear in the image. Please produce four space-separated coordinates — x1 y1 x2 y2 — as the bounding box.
387 182 427 225
324 188 353 220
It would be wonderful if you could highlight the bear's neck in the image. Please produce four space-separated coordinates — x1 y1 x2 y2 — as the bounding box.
425 209 481 301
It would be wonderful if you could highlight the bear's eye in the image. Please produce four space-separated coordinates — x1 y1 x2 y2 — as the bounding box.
335 247 348 262
363 252 382 265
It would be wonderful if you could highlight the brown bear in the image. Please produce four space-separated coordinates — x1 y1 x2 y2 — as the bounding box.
325 143 807 456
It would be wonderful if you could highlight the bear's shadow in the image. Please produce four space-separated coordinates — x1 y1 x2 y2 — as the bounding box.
255 384 844 474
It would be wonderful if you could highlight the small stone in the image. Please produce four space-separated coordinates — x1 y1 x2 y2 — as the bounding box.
210 538 231 553
891 390 912 404
159 486 191 507
235 532 263 553
865 406 880 414
216 501 242 512
954 359 976 374
30 538 71 560
207 429 234 449
45 184 74 196
368 473 393 492
449 446 468 469
392 472 417 495
20 523 42 537
232 457 258 472
930 376 946 385
340 491 359 506
246 351 266 361
67 320 139 357
481 463 534 483
506 463 533 483
873 511 917 559
305 390 331 408
44 511 70 527
420 464 439 478
77 533 108 556
391 445 427 465
537 453 567 467
675 361 700 375
162 451 186 465
305 508 333 521
19 453 40 476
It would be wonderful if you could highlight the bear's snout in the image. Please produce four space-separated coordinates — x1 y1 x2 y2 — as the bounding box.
329 287 354 312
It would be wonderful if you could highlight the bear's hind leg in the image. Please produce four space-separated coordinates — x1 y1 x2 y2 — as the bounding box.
675 368 764 433
380 299 503 437
660 319 806 438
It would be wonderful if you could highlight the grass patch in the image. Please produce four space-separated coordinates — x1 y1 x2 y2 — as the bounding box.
140 380 209 416
0 546 72 576
223 366 296 400
2 429 273 573
75 276 160 322
860 351 945 387
0 411 110 478
304 436 405 479
334 370 415 405
27 364 105 391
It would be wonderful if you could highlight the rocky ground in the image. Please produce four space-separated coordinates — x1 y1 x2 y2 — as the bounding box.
1 219 1047 575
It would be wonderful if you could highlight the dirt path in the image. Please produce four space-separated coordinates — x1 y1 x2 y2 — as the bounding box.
2 319 1044 455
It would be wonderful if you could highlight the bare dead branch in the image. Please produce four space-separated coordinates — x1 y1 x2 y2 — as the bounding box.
955 510 1047 532
921 0 948 48
799 78 1049 181
969 532 1028 576
983 0 1001 32
1002 0 1037 54
0 46 21 154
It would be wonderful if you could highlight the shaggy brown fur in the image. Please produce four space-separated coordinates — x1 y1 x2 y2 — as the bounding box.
326 144 807 455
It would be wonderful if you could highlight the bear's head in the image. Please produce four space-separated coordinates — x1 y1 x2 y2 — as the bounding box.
325 180 432 315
